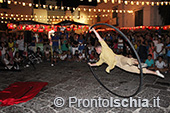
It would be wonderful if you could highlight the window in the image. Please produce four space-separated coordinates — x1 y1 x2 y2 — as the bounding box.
0 0 8 8
135 10 143 26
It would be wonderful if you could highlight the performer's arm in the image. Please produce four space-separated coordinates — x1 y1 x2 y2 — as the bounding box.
88 58 104 67
90 28 103 42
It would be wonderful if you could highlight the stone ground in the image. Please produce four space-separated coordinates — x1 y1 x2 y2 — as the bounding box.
0 61 170 113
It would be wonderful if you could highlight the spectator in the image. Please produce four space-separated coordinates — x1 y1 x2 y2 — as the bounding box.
44 47 51 61
13 52 22 70
148 42 155 60
51 51 59 66
166 42 170 71
61 35 68 52
36 47 43 63
155 56 168 73
52 32 59 52
60 51 67 61
16 35 24 57
71 34 79 55
145 54 154 70
155 38 164 58
74 50 79 61
67 51 73 61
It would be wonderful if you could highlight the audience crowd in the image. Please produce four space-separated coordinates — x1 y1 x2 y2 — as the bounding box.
0 29 170 73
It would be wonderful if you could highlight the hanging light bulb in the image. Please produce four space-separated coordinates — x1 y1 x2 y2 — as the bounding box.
97 0 100 3
36 4 38 7
7 0 11 4
104 0 107 3
88 0 92 2
55 6 57 9
131 1 134 5
29 3 32 7
14 1 17 5
146 2 149 5
118 0 121 4
157 2 159 6
43 5 46 8
136 1 139 5
151 2 154 6
161 2 164 6
67 7 70 10
141 2 144 5
107 10 110 12
98 9 101 12
111 0 114 4
124 1 128 5
94 9 96 12
49 5 52 9
89 9 91 12
22 2 26 6
103 9 105 12
165 2 168 5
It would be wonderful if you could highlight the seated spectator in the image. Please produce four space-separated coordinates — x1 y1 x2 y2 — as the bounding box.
51 51 59 66
79 53 84 62
36 47 43 63
13 52 22 70
74 50 79 61
155 56 168 73
67 51 73 61
60 51 67 61
89 50 97 62
3 53 13 69
8 48 13 64
145 54 154 70
8 38 14 51
0 42 7 59
44 47 51 61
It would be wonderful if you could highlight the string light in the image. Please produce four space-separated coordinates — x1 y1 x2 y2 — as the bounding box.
22 2 26 6
111 0 114 4
8 0 11 4
29 3 32 7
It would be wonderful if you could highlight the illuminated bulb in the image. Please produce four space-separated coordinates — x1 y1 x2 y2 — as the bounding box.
36 4 38 7
142 2 144 5
29 3 32 7
98 9 101 12
8 0 11 4
67 7 70 10
136 1 139 5
61 6 64 10
78 8 80 11
151 2 154 6
5 14 8 16
16 14 18 17
25 18 27 20
89 9 91 12
103 9 105 12
118 0 121 4
88 0 92 2
102 15 104 17
21 18 24 20
107 10 110 12
49 5 52 9
61 16 63 18
165 2 168 5
22 2 26 6
43 5 46 8
53 16 55 18
26 15 28 17
35 16 37 18
31 15 33 18
73 8 75 10
95 15 97 17
17 18 20 20
120 10 122 13
84 8 86 11
1 17 4 19
11 14 13 17
123 10 126 13
111 0 114 4
94 9 96 12
116 10 118 13
124 1 128 5
57 16 59 18
112 10 114 12
21 15 23 17
40 16 42 18
55 6 57 9
161 2 164 5
157 2 159 6
97 0 100 3
19 2 21 4
29 18 31 20
1 13 3 16
131 1 134 5
14 1 17 5
146 2 149 5
104 0 107 3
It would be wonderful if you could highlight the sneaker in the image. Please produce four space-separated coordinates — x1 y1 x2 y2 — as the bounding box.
51 64 54 67
156 70 165 78
138 63 147 68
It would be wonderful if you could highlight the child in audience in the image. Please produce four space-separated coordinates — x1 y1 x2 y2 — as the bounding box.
44 47 51 61
13 52 22 70
89 50 97 62
145 54 154 70
67 51 73 61
60 51 67 61
36 47 43 63
155 56 168 73
3 53 13 69
51 51 59 66
74 50 79 61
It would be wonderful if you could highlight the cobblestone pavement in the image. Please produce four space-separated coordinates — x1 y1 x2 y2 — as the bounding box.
0 62 170 113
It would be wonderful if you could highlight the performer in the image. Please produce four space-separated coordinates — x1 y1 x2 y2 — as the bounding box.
88 28 164 78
